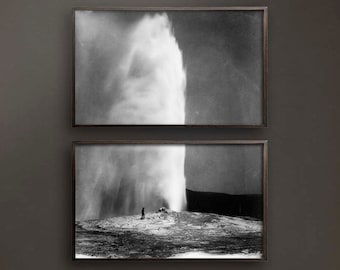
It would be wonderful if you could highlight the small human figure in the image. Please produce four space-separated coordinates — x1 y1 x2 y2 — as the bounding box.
141 207 145 220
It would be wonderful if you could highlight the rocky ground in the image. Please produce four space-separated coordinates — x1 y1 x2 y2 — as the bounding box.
75 210 263 259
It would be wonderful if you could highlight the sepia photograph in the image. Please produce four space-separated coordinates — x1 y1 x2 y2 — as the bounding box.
73 8 267 126
73 141 267 260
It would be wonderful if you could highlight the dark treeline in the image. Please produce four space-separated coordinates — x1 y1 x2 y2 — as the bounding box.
186 189 263 219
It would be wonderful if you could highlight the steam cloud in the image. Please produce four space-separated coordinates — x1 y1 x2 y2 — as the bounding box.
108 14 186 124
75 13 187 220
75 12 186 124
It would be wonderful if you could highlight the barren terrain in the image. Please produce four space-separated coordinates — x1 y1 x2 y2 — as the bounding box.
75 211 263 259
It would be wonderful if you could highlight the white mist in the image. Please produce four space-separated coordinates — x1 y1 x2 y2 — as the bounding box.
76 14 187 220
107 13 186 124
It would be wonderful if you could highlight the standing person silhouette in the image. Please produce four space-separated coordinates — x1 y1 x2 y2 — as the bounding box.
141 207 145 220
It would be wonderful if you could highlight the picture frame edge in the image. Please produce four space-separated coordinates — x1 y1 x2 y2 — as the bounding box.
72 139 268 261
72 7 268 128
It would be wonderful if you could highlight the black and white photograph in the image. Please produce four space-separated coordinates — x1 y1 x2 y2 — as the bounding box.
73 8 267 126
73 141 267 260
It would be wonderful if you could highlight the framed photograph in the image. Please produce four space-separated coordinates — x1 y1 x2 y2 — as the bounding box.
73 7 268 127
73 140 267 260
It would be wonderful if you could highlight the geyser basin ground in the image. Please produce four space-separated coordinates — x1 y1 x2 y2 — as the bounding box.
75 211 263 259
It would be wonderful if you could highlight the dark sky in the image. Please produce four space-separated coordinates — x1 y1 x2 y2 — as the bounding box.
75 10 263 125
169 11 263 125
185 144 263 194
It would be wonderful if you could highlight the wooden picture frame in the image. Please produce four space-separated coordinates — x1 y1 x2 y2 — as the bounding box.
73 7 268 127
73 140 268 260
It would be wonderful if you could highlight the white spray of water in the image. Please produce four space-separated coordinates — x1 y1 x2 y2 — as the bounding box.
75 13 187 220
76 145 187 220
106 13 186 124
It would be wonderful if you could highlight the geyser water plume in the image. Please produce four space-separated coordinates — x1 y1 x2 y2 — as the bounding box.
76 145 187 221
107 13 186 124
75 13 187 220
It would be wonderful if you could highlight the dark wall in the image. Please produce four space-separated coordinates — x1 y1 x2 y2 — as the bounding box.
0 0 339 270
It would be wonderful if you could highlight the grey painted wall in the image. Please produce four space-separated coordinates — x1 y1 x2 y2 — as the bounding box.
0 0 339 269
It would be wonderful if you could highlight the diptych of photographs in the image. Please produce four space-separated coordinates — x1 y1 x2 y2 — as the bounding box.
72 7 268 261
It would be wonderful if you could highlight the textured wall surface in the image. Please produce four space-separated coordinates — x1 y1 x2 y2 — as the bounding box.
0 0 339 269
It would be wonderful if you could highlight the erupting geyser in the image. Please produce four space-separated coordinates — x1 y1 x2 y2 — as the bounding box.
76 145 187 220
75 13 187 220
108 13 186 124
